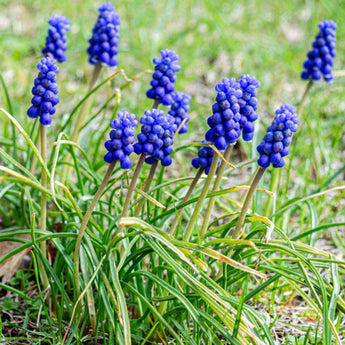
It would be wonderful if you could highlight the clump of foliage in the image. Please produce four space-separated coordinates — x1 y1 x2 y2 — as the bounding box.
0 3 344 345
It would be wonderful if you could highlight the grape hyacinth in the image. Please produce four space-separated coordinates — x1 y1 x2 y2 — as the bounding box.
301 19 337 83
168 92 192 134
205 78 243 150
27 56 60 126
42 15 70 63
191 142 219 175
257 104 298 168
134 109 177 166
146 49 181 106
104 112 138 169
238 74 261 141
87 2 121 67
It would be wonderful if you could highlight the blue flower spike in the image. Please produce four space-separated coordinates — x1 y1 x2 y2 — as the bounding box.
88 2 121 67
146 49 181 106
42 15 70 63
238 74 261 142
192 141 220 175
27 56 60 126
301 19 337 83
134 109 177 166
168 92 192 134
257 104 298 168
205 78 243 150
104 112 138 169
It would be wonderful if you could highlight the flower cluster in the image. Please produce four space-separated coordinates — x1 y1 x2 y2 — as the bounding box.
42 15 70 63
191 142 219 175
104 112 138 169
238 74 261 141
301 19 337 83
168 92 192 134
27 56 60 126
134 109 177 166
146 49 181 106
87 2 121 67
205 78 243 150
257 104 298 168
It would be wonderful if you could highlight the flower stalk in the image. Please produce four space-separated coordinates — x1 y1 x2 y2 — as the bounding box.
134 160 158 217
232 166 266 240
169 168 203 236
184 151 219 242
70 63 102 144
200 144 234 240
61 63 102 183
119 153 146 233
153 98 160 109
73 161 116 303
39 124 49 290
297 80 313 115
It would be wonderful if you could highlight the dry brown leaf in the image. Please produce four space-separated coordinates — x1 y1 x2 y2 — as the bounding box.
0 235 31 283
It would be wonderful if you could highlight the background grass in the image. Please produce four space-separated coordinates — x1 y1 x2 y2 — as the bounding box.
1 0 345 180
1 0 345 344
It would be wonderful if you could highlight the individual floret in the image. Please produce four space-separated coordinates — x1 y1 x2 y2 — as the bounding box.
87 2 121 67
146 49 181 106
42 15 70 63
104 112 138 169
205 78 243 150
27 56 60 126
191 141 220 175
257 104 298 168
168 92 192 134
238 74 261 141
134 109 177 166
301 19 337 83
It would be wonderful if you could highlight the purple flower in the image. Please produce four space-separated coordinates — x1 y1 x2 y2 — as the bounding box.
27 56 60 126
205 78 242 150
257 104 298 168
168 92 192 134
87 2 121 67
134 109 177 166
301 19 337 83
191 141 219 175
146 49 181 106
104 112 138 169
42 15 70 63
238 74 261 142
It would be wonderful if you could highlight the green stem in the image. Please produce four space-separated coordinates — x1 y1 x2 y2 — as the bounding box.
61 63 102 183
264 167 280 217
153 98 160 109
232 167 265 240
297 80 313 115
30 124 40 174
70 63 102 144
184 151 219 242
73 161 116 307
134 160 158 217
200 145 233 240
119 154 146 233
39 124 49 290
284 80 313 198
239 166 258 206
169 168 204 236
